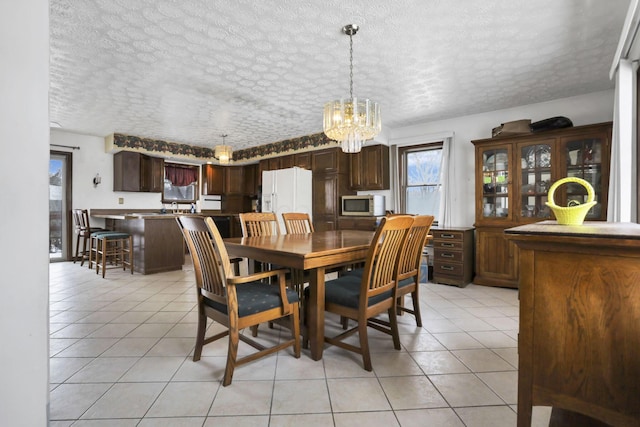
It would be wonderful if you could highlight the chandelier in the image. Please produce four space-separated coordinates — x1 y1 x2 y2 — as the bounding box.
214 134 232 164
323 24 381 153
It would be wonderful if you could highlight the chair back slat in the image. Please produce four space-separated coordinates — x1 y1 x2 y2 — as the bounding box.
177 216 229 304
397 215 435 281
239 212 280 237
282 212 314 234
72 209 92 231
72 209 83 232
360 215 414 302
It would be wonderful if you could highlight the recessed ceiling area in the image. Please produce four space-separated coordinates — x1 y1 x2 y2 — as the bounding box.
49 0 630 151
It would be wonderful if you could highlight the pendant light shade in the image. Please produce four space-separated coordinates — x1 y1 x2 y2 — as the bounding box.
214 134 232 164
323 25 381 153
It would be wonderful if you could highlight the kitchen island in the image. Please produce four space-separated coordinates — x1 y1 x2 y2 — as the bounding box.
91 210 240 275
91 212 185 275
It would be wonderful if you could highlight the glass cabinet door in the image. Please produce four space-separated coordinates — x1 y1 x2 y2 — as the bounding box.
481 147 510 219
560 136 606 220
519 141 553 220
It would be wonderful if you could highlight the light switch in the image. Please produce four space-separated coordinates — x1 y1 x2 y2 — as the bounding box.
118 197 124 204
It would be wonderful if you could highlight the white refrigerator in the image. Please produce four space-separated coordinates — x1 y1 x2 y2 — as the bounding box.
261 167 313 233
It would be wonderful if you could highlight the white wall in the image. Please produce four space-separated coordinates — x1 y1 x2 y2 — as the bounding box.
0 0 50 424
51 131 163 230
380 90 615 227
58 90 615 232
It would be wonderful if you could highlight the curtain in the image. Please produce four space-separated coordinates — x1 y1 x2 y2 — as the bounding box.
390 145 400 212
438 135 455 228
608 59 636 222
165 163 198 186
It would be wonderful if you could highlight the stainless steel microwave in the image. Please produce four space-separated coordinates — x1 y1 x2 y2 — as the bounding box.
341 195 385 216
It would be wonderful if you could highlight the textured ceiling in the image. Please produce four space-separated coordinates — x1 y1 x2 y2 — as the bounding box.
49 0 630 151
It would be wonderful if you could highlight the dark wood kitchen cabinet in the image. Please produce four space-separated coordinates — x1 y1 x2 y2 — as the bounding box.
243 163 258 196
294 152 312 170
349 144 390 190
224 166 244 195
113 151 164 193
202 164 224 195
311 148 354 231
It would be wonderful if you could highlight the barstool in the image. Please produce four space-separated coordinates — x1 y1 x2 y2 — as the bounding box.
72 209 104 266
89 231 133 278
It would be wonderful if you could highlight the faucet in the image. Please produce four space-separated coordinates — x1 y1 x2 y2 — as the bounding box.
171 202 178 213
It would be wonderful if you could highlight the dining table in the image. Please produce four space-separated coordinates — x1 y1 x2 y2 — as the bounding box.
224 229 375 361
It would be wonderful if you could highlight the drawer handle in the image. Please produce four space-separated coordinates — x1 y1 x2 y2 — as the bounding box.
441 243 455 248
441 253 454 258
441 234 455 239
440 265 454 271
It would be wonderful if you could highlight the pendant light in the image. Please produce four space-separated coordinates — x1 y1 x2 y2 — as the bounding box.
214 134 232 164
323 24 381 153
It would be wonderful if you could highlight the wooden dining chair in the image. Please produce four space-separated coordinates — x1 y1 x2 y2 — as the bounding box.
370 215 434 328
304 215 414 371
240 211 301 335
239 212 280 237
177 215 300 386
282 212 314 234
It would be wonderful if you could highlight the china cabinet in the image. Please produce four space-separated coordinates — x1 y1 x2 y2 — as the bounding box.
472 122 611 288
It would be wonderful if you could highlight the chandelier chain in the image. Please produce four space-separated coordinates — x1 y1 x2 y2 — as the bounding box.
349 33 353 99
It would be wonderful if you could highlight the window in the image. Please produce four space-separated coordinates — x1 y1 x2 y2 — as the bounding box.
399 142 443 221
162 163 198 204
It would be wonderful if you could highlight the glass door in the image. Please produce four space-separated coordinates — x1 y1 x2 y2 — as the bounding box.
518 141 554 220
481 147 510 219
560 136 606 220
50 152 71 261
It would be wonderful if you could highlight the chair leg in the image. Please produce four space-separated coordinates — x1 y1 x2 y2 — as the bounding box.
250 325 259 337
80 234 89 266
193 312 206 361
73 234 80 263
101 238 107 278
410 290 422 327
388 308 401 350
341 316 349 329
358 319 372 371
291 303 301 358
223 325 240 387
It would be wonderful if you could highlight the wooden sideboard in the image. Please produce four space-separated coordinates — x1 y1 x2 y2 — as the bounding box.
505 221 640 427
431 227 474 287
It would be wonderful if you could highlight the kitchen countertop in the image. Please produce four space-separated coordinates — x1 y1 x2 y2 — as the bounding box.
90 209 239 220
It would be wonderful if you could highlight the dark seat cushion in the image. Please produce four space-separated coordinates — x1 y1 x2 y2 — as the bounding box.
304 274 392 309
347 268 414 288
399 277 414 288
345 267 364 278
204 282 299 317
92 232 130 240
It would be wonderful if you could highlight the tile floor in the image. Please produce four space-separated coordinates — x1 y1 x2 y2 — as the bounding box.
49 260 552 426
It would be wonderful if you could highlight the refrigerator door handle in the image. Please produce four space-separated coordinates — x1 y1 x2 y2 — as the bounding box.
272 193 277 213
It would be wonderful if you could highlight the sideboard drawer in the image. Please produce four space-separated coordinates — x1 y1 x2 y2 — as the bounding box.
434 248 464 263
